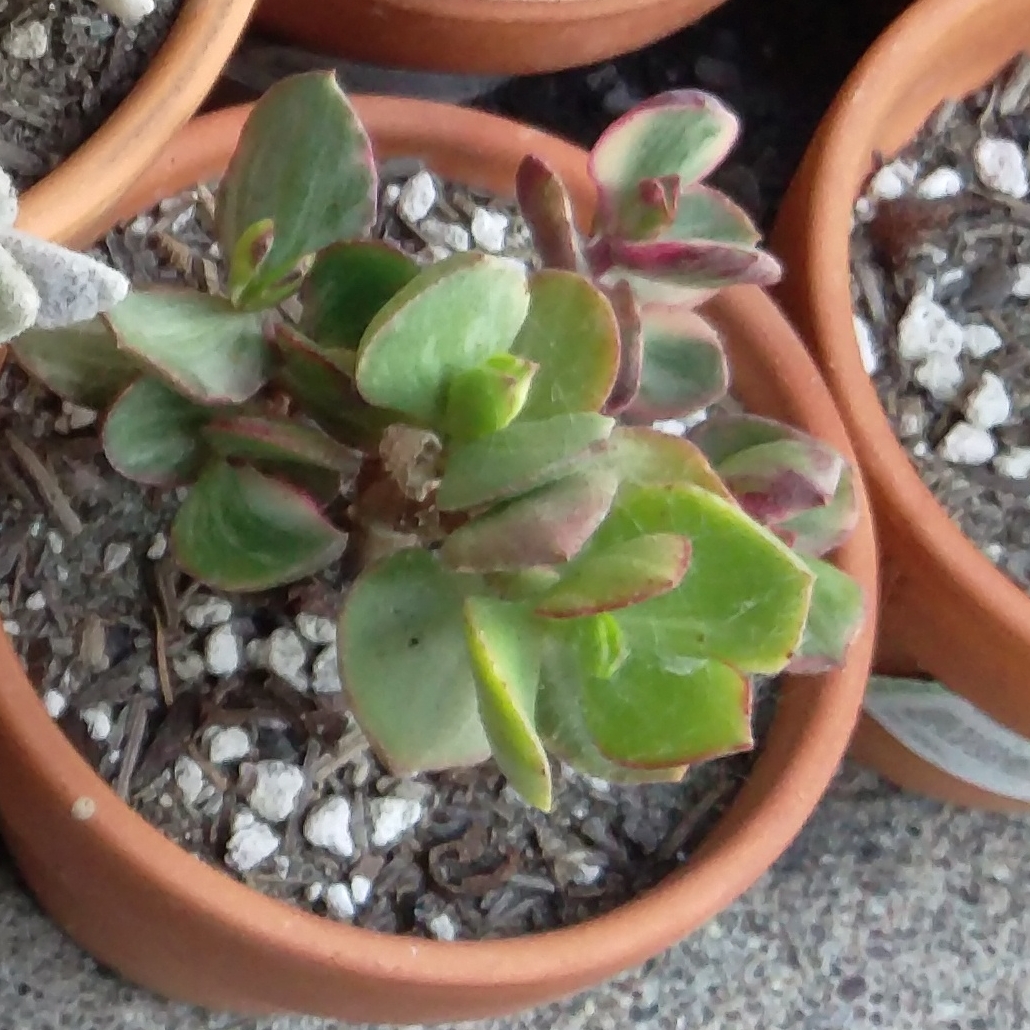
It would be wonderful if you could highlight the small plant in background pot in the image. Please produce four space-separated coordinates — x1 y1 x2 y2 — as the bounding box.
3 72 864 811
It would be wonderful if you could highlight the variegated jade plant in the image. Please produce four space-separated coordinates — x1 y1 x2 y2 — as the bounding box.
7 72 864 811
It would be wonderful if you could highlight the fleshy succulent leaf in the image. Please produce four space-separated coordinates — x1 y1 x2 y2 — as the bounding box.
171 461 348 592
0 244 39 344
436 412 615 512
103 377 211 485
443 353 538 443
302 241 418 350
440 470 619 573
339 548 491 774
510 270 619 419
105 289 268 406
788 556 865 673
689 413 802 465
535 533 691 618
582 650 752 768
514 155 584 272
778 464 860 556
603 237 782 291
599 280 643 417
356 252 530 424
204 415 356 471
588 483 814 673
216 71 376 306
601 426 732 498
463 596 551 810
623 306 728 421
661 185 762 246
589 91 739 235
12 319 139 408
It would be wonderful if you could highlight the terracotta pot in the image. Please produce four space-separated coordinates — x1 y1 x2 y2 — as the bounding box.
771 0 1030 812
0 99 877 1024
251 0 728 76
15 0 258 249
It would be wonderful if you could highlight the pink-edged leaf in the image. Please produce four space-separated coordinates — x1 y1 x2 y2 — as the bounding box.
535 532 691 618
663 185 761 246
600 280 643 416
624 305 728 422
604 236 782 291
514 155 585 272
590 90 740 235
602 175 680 242
715 439 846 526
602 425 733 499
103 376 211 486
778 464 860 557
204 415 357 471
787 556 864 673
439 470 619 573
689 413 803 463
105 288 269 405
171 460 348 592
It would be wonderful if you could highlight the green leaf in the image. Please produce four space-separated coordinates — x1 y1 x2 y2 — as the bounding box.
106 289 268 405
302 241 418 349
356 253 530 424
442 353 538 443
339 548 491 773
535 533 690 617
536 625 686 784
12 319 140 409
582 650 752 768
436 412 615 512
171 461 348 591
789 556 865 673
463 596 551 810
217 71 376 305
779 465 860 557
589 483 814 674
204 415 357 471
440 470 619 573
514 156 585 272
602 426 732 498
510 270 620 419
103 377 211 485
690 413 803 466
628 307 728 420
662 186 761 246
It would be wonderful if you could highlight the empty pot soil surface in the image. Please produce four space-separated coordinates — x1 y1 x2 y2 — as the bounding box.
0 0 181 191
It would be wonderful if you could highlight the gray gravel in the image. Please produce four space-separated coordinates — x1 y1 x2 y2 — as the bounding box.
2 762 1027 1029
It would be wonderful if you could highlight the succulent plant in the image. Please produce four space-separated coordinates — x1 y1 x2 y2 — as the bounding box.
10 72 864 811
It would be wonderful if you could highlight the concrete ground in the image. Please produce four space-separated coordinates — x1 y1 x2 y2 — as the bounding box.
2 761 1027 1030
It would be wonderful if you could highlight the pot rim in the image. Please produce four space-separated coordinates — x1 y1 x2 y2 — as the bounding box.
15 0 258 247
0 98 877 1003
792 0 1030 637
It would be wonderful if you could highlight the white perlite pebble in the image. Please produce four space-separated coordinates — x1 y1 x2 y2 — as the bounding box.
868 160 917 200
916 167 963 199
914 353 964 402
306 882 324 903
897 296 963 362
370 796 425 848
232 807 255 832
965 371 1011 430
1012 265 1030 299
651 418 688 436
62 402 97 430
82 705 112 742
995 447 1030 480
42 689 67 719
296 613 335 645
225 822 279 872
428 913 458 942
184 597 234 629
961 322 1004 358
146 533 168 560
174 756 205 806
311 644 342 694
3 21 48 61
853 313 880 374
102 542 132 573
302 797 355 857
938 422 997 465
398 170 437 224
205 624 241 677
974 136 1029 197
268 627 308 691
208 726 251 764
25 591 45 611
46 531 64 555
325 883 356 920
247 761 305 823
420 217 471 252
471 208 508 253
173 652 206 681
350 874 373 907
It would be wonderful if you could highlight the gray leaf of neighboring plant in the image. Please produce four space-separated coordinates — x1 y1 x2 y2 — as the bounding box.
0 244 40 343
0 168 16 229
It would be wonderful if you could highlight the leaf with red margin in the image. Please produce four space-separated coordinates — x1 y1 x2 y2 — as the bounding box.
204 414 357 471
514 155 586 272
602 425 733 499
662 185 762 246
600 279 643 416
786 555 864 673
